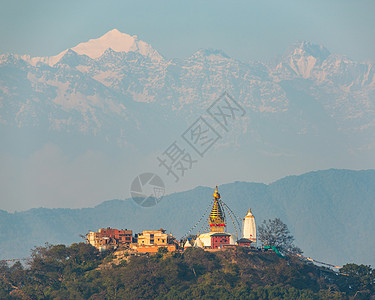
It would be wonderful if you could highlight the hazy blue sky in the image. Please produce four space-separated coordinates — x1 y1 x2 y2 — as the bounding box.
1 0 375 62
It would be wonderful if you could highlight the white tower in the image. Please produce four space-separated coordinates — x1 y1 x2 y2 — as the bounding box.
243 208 257 243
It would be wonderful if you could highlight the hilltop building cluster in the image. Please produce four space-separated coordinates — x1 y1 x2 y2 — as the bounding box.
86 186 257 253
87 228 177 253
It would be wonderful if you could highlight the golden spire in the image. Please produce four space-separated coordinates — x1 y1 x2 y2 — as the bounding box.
244 208 254 219
209 186 226 232
209 200 224 220
213 185 220 199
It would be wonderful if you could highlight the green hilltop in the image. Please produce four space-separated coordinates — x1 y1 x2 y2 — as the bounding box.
1 243 374 299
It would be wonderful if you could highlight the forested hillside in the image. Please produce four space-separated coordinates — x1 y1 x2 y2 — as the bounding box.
1 243 373 299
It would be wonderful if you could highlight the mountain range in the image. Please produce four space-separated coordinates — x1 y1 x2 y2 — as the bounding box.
0 169 374 267
1 29 375 211
1 29 374 147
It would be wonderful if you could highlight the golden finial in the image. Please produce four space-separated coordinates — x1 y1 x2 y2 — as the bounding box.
249 208 252 213
213 185 220 199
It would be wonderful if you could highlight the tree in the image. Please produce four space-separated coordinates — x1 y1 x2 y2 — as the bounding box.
338 263 374 295
180 234 197 245
258 218 302 254
157 246 168 254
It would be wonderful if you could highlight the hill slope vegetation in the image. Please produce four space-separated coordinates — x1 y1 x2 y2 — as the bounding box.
1 243 374 299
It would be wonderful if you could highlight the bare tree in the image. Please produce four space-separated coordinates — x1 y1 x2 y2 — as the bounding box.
258 218 302 254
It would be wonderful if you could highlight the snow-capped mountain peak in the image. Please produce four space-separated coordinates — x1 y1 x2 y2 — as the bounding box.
291 41 330 60
70 29 162 62
22 29 163 66
274 41 332 79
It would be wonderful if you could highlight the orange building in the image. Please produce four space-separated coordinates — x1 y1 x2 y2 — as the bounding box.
136 229 169 246
134 229 178 253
